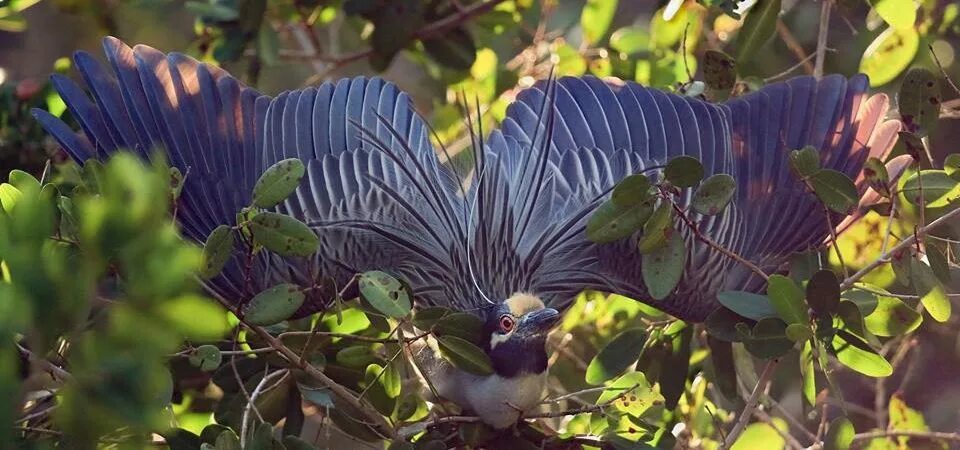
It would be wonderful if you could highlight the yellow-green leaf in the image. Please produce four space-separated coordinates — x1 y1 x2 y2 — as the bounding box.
581 0 618 45
200 225 234 279
859 27 919 87
248 212 319 257
585 328 647 385
243 283 305 326
252 158 305 208
358 270 412 319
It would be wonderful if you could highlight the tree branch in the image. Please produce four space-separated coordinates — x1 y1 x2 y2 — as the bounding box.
851 430 960 448
813 0 832 78
721 359 780 450
839 206 960 290
671 202 770 281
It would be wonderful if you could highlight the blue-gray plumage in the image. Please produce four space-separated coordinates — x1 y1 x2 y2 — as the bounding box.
33 37 899 427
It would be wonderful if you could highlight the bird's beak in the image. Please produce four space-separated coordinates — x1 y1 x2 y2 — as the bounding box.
522 308 561 336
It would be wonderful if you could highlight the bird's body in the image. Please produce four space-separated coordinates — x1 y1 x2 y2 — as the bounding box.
34 37 899 429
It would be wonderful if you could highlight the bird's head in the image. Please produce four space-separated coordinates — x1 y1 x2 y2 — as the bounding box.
481 293 560 378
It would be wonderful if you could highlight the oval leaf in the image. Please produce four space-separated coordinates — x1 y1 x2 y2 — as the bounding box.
586 199 653 243
717 291 777 321
252 158 305 208
336 346 379 369
200 225 234 279
859 26 919 87
831 329 892 377
807 270 841 317
911 259 951 322
743 318 794 359
189 344 223 372
243 283 306 326
735 0 781 65
358 271 412 319
767 274 808 325
898 68 940 137
692 174 736 215
611 174 653 208
642 229 686 300
581 0 618 45
864 295 922 336
664 155 704 188
432 312 484 345
809 169 858 214
585 328 647 385
637 203 674 253
248 212 319 257
703 50 736 91
789 146 821 178
436 335 494 376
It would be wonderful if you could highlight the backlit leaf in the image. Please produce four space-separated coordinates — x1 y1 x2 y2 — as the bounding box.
596 371 663 418
911 259 950 322
831 329 892 377
586 328 647 385
581 0 618 45
898 67 942 137
824 417 855 450
610 26 650 55
869 0 916 30
859 27 919 87
864 294 921 336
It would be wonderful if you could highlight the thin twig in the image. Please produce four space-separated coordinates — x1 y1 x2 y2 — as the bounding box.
813 0 832 78
16 344 71 381
672 202 770 281
721 359 780 450
775 20 815 75
929 44 960 97
840 206 960 290
240 370 289 448
851 430 960 448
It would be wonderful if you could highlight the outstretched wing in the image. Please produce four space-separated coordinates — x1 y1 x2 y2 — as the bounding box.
33 37 468 315
492 75 899 321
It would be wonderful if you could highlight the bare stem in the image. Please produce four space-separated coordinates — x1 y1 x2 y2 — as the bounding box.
814 0 832 78
851 430 960 448
721 359 780 450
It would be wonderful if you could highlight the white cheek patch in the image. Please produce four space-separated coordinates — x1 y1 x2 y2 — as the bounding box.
489 330 513 349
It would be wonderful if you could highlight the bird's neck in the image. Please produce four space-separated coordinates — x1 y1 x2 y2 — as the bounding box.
489 338 549 378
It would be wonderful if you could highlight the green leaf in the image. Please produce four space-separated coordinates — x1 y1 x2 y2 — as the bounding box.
585 328 647 385
824 417 855 450
243 283 306 326
252 158 305 208
859 27 919 87
432 312 484 345
735 0 781 65
636 203 674 253
0 183 21 213
336 346 379 369
162 295 231 342
891 249 914 287
358 270 411 319
767 274 808 325
899 68 942 137
807 270 841 317
800 341 817 406
789 146 821 178
650 3 699 49
641 229 686 300
785 323 813 342
717 291 777 321
422 27 477 71
809 169 859 214
664 156 704 188
189 345 223 372
554 43 587 76
586 199 654 243
214 429 241 450
869 0 917 30
743 318 794 359
731 419 787 450
581 0 618 45
609 26 650 55
363 363 397 416
831 329 892 377
411 306 453 331
863 157 891 197
611 174 653 208
901 170 960 209
703 50 736 91
911 259 951 322
200 225 234 279
691 174 736 215
945 153 960 178
707 336 738 400
596 371 663 418
436 335 494 376
248 212 319 257
864 295 921 336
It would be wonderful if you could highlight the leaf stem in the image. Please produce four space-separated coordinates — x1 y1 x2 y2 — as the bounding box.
721 358 779 450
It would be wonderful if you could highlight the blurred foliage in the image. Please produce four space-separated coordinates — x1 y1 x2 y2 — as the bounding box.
1 0 960 449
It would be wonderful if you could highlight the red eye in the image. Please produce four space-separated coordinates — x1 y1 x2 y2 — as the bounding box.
499 315 515 332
